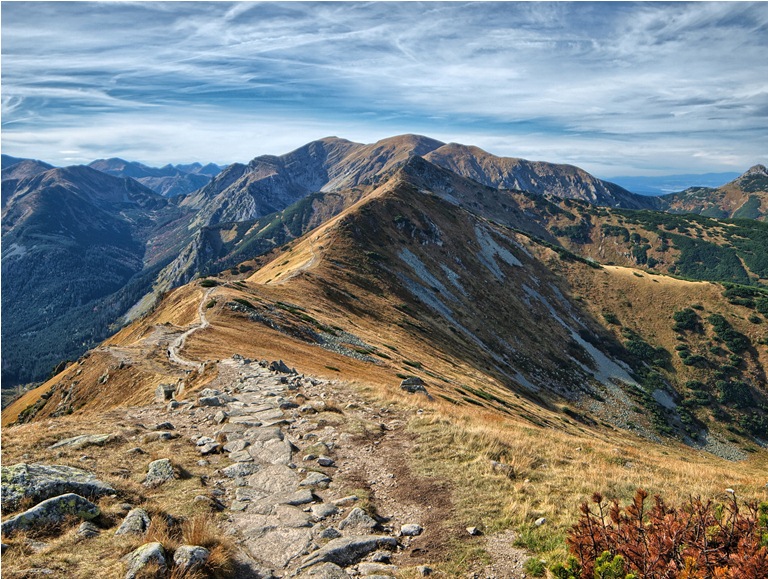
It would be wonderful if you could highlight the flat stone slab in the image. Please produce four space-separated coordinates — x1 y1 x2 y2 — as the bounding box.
298 562 348 579
243 526 314 569
1 463 115 511
48 433 115 450
300 535 398 569
248 437 294 465
2 493 100 536
248 464 299 495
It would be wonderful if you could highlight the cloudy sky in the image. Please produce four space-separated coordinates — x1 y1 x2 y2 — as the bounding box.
2 2 767 176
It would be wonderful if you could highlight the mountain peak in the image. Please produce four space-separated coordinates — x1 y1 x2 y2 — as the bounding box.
743 164 767 177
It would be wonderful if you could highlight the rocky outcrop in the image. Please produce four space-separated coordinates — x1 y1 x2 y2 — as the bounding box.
114 508 151 536
1 463 115 511
123 542 167 579
1 493 100 536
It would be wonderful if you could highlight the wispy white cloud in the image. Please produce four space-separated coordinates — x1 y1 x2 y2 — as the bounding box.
2 2 766 175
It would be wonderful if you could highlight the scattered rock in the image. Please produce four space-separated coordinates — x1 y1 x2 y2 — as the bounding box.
114 508 151 536
123 542 167 579
400 377 429 395
370 550 391 563
319 527 342 540
400 523 423 536
317 456 335 467
198 396 223 407
338 507 377 533
222 463 260 478
77 521 101 539
417 565 433 576
1 493 100 536
48 433 115 450
333 495 359 507
300 471 332 487
358 562 398 575
199 442 222 455
214 410 228 423
300 535 397 569
223 439 250 453
299 562 348 579
466 526 481 536
140 431 177 444
269 360 294 374
1 463 115 512
126 447 146 455
145 458 175 485
311 503 339 520
173 545 210 574
153 422 174 431
490 460 516 479
534 517 546 526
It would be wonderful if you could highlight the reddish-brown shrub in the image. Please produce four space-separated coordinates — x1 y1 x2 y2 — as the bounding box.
553 488 768 579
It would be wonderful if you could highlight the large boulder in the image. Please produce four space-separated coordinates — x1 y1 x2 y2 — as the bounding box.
144 459 175 486
48 433 116 450
1 493 100 536
173 545 210 574
123 542 167 579
1 463 115 511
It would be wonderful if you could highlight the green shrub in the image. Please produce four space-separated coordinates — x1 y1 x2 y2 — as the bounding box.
523 557 547 577
672 308 700 332
708 314 750 353
199 278 218 287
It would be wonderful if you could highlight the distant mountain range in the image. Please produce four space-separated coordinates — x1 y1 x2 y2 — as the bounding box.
2 139 766 391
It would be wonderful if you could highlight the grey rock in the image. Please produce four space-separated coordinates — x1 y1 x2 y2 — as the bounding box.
48 433 115 450
199 442 222 455
153 422 174 431
338 508 377 533
145 458 175 485
535 517 546 526
214 410 228 423
300 535 398 569
196 436 217 446
241 524 314 568
77 521 100 538
466 526 481 536
311 503 339 520
358 562 398 576
222 463 260 478
400 377 428 395
300 471 332 487
140 431 177 444
370 550 391 563
417 565 433 576
400 523 423 536
230 500 249 512
1 463 115 512
298 562 347 579
1 493 100 536
229 450 253 462
333 495 358 507
269 360 294 374
317 456 335 467
114 508 151 536
123 542 167 579
198 396 223 407
319 526 342 540
223 439 250 453
490 460 516 479
167 400 181 410
173 545 210 573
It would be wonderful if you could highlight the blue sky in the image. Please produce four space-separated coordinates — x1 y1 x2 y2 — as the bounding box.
2 2 767 176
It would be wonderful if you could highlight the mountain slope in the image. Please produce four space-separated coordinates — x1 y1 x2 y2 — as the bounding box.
659 164 768 221
1 165 192 386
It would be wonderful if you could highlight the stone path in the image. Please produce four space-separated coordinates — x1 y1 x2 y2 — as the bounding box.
170 356 418 578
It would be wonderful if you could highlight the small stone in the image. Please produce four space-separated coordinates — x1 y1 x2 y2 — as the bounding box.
230 500 249 512
400 377 428 395
196 436 216 446
123 542 167 579
333 495 358 507
222 463 260 478
319 527 342 539
77 521 100 538
358 562 398 575
197 460 209 467
125 447 146 455
223 439 250 453
153 422 174 430
168 400 181 410
417 565 433 576
229 450 253 462
317 456 335 467
198 396 223 407
370 550 391 563
338 507 377 533
114 508 151 536
400 523 423 536
155 384 176 402
300 471 332 487
466 526 481 536
199 443 221 455
534 517 546 526
145 458 175 486
303 454 318 462
214 410 228 424
311 503 339 520
173 545 210 573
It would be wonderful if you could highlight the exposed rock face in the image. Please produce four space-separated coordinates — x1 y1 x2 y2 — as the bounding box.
1 493 100 536
48 433 115 450
1 463 115 511
300 535 398 569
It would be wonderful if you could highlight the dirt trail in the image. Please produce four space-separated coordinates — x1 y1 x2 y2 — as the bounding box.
167 288 214 369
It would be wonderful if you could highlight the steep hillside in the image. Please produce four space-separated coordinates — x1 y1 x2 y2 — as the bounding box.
424 142 652 209
1 166 192 387
89 157 221 197
1 158 55 208
659 164 768 220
